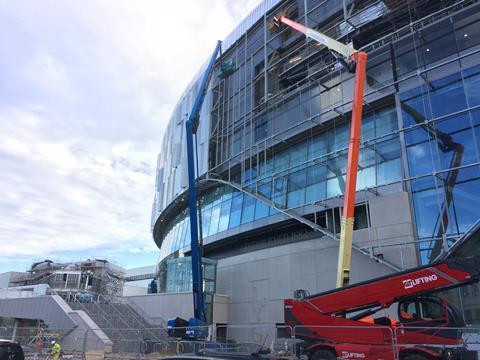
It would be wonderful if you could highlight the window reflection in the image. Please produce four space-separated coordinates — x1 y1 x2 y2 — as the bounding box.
404 65 480 264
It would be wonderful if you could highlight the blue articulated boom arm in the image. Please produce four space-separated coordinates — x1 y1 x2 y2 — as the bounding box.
185 40 222 323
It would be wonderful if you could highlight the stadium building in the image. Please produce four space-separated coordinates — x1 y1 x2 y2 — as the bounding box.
151 0 480 328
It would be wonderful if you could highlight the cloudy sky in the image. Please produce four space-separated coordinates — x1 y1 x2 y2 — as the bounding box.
0 0 262 273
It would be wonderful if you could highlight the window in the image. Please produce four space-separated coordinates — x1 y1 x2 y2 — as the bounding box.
217 199 231 233
228 193 243 228
181 221 190 248
276 323 289 339
308 134 327 160
201 207 212 237
399 301 418 321
216 324 227 343
255 182 271 220
327 207 342 234
464 66 480 106
241 193 255 224
232 128 242 156
399 299 446 322
287 168 306 208
430 72 467 118
353 204 370 230
454 7 480 52
290 142 308 167
420 19 457 67
254 114 268 142
274 151 289 172
394 34 418 77
419 300 444 320
272 177 286 208
305 165 327 203
208 205 221 236
376 107 398 136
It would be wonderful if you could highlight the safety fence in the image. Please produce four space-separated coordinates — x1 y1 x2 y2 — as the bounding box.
1 325 479 359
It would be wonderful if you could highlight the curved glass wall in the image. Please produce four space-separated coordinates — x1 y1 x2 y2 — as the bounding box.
159 105 402 260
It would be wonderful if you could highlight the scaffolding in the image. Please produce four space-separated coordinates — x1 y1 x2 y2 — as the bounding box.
13 259 125 297
204 0 480 268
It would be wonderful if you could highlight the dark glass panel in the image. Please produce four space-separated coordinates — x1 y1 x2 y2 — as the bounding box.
228 193 243 228
241 193 256 224
255 179 272 220
208 204 221 236
272 177 286 208
287 168 306 208
308 134 327 160
463 65 480 107
430 72 467 118
217 197 231 233
202 207 212 237
412 183 444 239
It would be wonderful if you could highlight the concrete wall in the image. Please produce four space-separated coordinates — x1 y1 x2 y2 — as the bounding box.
123 292 193 326
213 294 229 324
354 192 418 269
216 236 394 335
123 284 148 296
0 295 112 353
123 292 229 327
0 295 76 330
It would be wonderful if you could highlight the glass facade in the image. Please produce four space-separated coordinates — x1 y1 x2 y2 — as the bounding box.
159 105 402 260
403 63 480 264
152 0 480 324
395 6 480 265
157 257 217 322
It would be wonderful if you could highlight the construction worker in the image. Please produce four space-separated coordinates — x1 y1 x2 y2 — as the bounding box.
51 340 61 360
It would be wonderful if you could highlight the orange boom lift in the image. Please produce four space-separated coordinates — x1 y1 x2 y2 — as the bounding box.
271 14 367 287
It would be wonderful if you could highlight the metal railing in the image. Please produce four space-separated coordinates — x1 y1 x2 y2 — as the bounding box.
4 324 480 359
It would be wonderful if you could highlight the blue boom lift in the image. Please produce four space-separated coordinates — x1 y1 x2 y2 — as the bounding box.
167 41 234 339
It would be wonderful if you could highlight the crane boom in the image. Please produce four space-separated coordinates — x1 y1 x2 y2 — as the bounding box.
185 40 222 326
168 41 234 339
271 15 367 287
288 255 479 316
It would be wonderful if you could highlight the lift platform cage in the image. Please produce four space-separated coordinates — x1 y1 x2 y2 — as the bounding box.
216 59 236 79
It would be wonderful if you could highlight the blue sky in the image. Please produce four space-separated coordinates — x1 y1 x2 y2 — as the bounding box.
0 0 261 273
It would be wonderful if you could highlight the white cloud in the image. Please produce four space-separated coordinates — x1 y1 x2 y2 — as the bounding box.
26 51 69 89
0 0 262 270
0 109 157 258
